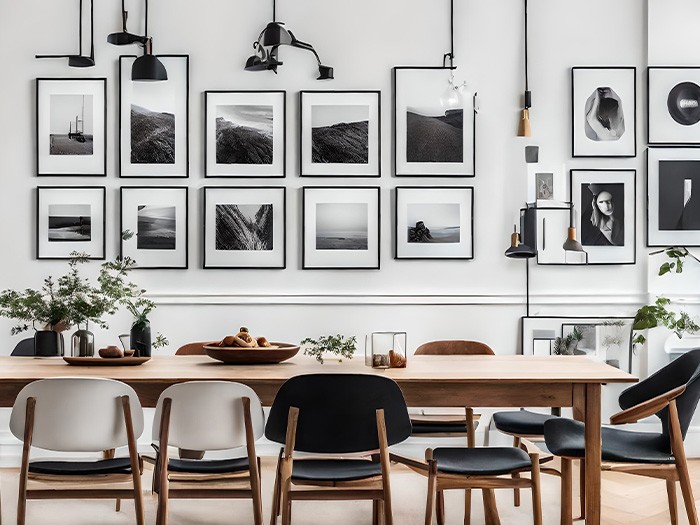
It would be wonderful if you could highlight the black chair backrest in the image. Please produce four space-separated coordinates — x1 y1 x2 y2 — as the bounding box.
11 338 34 356
618 348 700 441
265 374 412 454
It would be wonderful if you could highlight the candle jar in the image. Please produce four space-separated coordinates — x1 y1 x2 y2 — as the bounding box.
365 332 407 369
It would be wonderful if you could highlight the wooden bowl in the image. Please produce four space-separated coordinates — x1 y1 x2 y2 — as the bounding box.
203 342 300 365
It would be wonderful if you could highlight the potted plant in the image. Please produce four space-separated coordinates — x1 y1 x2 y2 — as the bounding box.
123 296 168 357
300 334 357 364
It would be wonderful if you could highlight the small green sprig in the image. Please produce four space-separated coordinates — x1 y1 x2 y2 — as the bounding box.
300 334 357 364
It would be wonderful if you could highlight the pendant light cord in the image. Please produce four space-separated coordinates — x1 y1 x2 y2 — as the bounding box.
78 0 83 55
144 0 148 38
273 0 276 22
524 0 531 108
443 0 455 68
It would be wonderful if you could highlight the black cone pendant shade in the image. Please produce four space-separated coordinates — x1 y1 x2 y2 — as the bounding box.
132 43 167 81
36 0 95 67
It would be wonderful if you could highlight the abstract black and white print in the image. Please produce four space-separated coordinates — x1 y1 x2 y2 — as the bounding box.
658 160 700 231
315 203 368 250
215 105 273 165
406 106 463 163
536 173 554 200
130 104 175 164
406 203 460 243
584 87 625 141
311 105 369 164
580 183 625 246
667 82 700 126
137 205 176 250
215 204 273 251
48 204 91 242
50 94 94 155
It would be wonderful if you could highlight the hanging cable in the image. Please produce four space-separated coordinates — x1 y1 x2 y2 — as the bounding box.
517 0 532 136
524 0 530 108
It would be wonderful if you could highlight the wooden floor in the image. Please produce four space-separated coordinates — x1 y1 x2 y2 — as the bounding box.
0 457 698 524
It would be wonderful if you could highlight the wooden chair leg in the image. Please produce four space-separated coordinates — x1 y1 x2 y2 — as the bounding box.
464 489 472 525
513 437 522 507
530 453 543 525
666 479 679 525
578 459 586 520
103 448 121 512
677 458 699 525
560 458 573 525
270 450 283 525
251 463 264 525
425 461 437 525
436 490 445 525
482 489 501 525
372 500 380 525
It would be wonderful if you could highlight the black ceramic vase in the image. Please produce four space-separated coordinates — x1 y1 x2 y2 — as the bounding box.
34 330 64 357
130 319 152 358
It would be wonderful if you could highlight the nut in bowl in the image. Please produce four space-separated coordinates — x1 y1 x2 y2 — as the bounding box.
98 346 124 358
204 327 299 364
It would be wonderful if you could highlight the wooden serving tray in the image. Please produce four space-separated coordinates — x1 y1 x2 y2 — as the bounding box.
63 356 151 366
203 342 300 365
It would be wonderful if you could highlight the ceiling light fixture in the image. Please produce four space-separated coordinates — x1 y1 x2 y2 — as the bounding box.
36 0 95 68
517 0 532 136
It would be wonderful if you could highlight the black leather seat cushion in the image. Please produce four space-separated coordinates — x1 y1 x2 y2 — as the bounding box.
291 459 382 482
432 447 532 476
168 457 249 474
493 410 558 436
411 422 469 434
29 458 133 476
544 418 674 464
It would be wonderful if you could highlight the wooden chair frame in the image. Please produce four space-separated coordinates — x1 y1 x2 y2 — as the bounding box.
17 396 145 525
153 396 264 525
269 406 395 525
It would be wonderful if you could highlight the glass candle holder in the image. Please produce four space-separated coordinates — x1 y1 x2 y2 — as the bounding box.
365 332 407 369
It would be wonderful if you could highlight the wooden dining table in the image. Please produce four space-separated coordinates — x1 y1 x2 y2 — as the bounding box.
0 354 637 524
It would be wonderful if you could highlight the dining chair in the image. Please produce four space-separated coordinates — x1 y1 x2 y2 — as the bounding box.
265 373 412 525
151 381 265 525
9 377 145 525
544 349 700 525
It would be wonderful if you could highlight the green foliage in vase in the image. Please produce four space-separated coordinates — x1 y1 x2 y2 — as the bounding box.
300 334 357 364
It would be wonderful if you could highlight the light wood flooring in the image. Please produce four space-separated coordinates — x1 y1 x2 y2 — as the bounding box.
0 457 698 524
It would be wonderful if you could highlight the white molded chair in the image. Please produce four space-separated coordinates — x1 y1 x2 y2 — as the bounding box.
151 381 265 525
9 377 145 525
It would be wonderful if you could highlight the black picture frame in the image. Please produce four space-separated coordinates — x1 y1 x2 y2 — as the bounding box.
393 66 476 177
36 186 106 260
202 186 286 269
204 90 286 178
118 54 190 178
299 90 381 177
36 78 107 177
394 186 474 260
571 66 637 158
302 186 381 270
647 66 700 145
120 186 189 269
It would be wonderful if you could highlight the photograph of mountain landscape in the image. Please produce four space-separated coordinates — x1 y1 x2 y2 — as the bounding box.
407 203 460 243
311 105 369 164
406 107 463 163
130 104 175 164
48 204 91 242
215 105 273 165
49 94 94 156
137 205 176 250
215 203 273 251
315 202 369 250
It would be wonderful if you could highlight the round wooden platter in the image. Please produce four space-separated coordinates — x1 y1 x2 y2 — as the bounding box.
63 356 151 366
203 342 300 365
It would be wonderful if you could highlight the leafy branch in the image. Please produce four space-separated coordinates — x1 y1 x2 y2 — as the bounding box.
632 297 699 347
300 334 357 364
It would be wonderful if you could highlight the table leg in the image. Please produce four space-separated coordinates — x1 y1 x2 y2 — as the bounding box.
584 383 601 525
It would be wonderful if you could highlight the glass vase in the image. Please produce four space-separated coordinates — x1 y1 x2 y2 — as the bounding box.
71 326 94 357
365 332 407 369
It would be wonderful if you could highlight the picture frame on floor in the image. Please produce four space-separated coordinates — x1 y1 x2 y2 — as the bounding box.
36 186 106 260
393 66 475 177
204 90 286 178
648 66 700 145
302 186 380 270
299 90 381 177
203 186 286 269
36 78 107 176
394 186 474 260
120 186 188 269
119 55 189 178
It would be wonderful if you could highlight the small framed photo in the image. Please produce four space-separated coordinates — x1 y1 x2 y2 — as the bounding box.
302 187 380 270
647 147 700 246
571 67 636 157
560 324 599 357
394 186 474 260
36 78 107 176
204 90 286 178
648 67 700 145
393 67 475 177
37 186 105 260
570 169 636 264
120 187 188 269
203 187 286 269
300 91 381 177
119 55 189 178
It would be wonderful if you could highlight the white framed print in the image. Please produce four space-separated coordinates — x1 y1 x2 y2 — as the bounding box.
302 187 380 270
571 67 636 158
648 67 700 145
204 90 286 178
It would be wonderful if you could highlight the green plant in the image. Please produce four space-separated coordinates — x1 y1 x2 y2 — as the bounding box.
656 246 700 276
552 326 583 356
300 334 357 364
632 297 700 347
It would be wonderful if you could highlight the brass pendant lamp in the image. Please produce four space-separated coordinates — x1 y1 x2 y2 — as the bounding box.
517 0 532 136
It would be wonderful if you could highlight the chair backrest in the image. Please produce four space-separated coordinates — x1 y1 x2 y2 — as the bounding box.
175 342 208 355
9 377 144 452
10 338 35 356
414 340 495 356
152 381 264 451
265 374 412 454
618 348 700 441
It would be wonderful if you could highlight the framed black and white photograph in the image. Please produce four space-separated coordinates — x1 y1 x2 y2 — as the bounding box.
36 78 106 176
570 169 636 264
302 187 380 269
203 187 285 269
119 55 189 178
299 91 380 177
648 67 700 145
120 187 188 269
36 186 105 259
647 147 700 246
394 186 474 260
571 67 636 157
204 91 285 178
393 67 475 177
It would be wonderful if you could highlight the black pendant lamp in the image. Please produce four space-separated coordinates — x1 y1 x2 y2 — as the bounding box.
505 207 537 259
562 203 586 253
517 0 532 136
107 0 167 81
245 0 333 80
36 0 95 67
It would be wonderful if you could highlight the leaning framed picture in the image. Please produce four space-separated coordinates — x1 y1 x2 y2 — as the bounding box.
120 186 188 269
203 186 286 269
204 90 286 178
647 147 700 246
393 67 475 177
648 66 700 145
394 186 474 260
570 169 636 264
571 67 636 158
36 186 105 260
36 78 107 176
119 55 189 178
302 187 380 270
299 90 381 177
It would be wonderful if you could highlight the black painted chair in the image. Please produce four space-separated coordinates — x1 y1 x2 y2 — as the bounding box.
11 338 35 356
265 374 412 525
544 349 700 525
